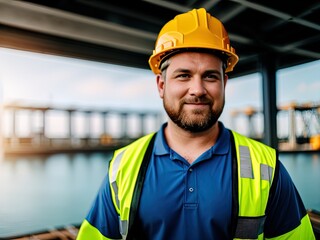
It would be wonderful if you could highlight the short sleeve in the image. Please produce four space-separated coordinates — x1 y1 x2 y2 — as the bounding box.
83 173 122 239
264 160 312 238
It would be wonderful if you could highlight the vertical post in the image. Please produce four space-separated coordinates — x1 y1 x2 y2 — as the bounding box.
85 111 92 144
0 84 3 157
121 113 128 138
248 115 255 138
30 110 36 146
288 107 296 149
260 53 278 149
157 112 164 129
68 110 74 145
29 110 33 137
11 109 19 147
102 112 108 135
139 113 145 137
41 109 47 145
12 109 17 139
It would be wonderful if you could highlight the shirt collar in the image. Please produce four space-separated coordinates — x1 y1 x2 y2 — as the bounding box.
154 123 170 155
209 122 230 155
154 122 230 156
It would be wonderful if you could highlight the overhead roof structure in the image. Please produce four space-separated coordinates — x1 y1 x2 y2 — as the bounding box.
0 0 319 147
1 0 319 78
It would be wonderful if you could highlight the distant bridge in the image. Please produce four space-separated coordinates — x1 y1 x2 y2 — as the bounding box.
230 102 320 151
1 102 320 155
0 103 164 155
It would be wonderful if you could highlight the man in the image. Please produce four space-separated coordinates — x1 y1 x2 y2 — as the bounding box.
77 8 315 239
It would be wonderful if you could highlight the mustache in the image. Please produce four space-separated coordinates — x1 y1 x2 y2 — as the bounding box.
183 97 212 105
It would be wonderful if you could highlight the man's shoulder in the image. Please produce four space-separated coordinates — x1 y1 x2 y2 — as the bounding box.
129 132 156 147
115 132 157 154
230 129 275 151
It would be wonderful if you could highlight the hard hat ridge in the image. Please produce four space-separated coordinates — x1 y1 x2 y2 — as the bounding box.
148 8 239 74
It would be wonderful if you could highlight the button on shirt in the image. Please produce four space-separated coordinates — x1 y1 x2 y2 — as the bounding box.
135 123 233 239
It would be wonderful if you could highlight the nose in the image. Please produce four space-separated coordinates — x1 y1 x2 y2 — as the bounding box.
189 77 207 97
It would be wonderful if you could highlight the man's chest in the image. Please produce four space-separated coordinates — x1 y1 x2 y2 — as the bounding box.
137 155 233 236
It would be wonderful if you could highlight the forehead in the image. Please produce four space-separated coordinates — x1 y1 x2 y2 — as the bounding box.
168 51 224 70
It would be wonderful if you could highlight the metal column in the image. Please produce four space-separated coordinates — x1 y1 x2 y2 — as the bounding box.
260 54 278 149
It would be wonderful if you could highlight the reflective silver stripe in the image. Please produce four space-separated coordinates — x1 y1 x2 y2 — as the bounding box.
239 145 254 179
111 150 127 239
234 216 266 239
111 181 120 210
110 150 125 209
119 218 128 239
260 163 273 182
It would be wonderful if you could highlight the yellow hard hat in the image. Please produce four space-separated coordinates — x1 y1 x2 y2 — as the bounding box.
148 8 239 74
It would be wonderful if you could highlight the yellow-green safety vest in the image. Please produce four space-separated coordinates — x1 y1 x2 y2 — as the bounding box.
78 130 315 240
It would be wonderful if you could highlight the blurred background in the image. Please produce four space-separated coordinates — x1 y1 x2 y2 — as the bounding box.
0 0 319 239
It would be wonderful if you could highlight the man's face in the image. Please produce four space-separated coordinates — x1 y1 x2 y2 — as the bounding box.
157 51 228 133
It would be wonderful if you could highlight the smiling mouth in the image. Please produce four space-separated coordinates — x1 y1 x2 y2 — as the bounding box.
184 103 211 111
186 102 209 105
184 97 212 105
184 100 212 106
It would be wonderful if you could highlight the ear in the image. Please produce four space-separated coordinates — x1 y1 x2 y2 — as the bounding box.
223 74 228 88
156 74 165 99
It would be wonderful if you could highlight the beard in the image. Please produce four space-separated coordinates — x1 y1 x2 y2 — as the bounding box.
163 95 224 133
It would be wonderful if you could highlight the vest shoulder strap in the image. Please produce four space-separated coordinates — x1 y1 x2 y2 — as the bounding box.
230 130 278 239
126 133 156 240
109 132 156 239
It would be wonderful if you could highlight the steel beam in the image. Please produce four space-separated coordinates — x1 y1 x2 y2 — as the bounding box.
260 54 278 148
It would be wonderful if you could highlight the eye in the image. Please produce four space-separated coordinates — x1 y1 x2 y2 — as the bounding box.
204 73 220 81
176 73 191 80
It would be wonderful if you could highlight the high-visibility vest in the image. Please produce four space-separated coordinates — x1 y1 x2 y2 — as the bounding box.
77 130 315 240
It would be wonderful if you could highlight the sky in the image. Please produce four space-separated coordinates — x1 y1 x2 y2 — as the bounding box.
0 47 319 137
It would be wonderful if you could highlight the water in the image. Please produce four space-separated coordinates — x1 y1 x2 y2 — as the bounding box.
0 152 112 238
0 151 319 238
280 152 320 212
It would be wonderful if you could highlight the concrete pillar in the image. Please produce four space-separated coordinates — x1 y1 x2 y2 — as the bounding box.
139 113 146 136
85 111 92 141
12 109 16 136
41 110 47 145
288 108 297 149
156 112 164 129
248 115 256 138
11 109 18 146
67 110 74 145
121 113 128 138
245 107 256 139
30 110 37 146
102 112 108 134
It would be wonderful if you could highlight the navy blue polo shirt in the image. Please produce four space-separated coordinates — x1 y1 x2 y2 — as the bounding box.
135 122 233 239
86 122 307 239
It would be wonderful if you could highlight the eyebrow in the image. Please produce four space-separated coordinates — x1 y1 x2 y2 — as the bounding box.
172 68 191 74
172 68 222 75
203 69 222 75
